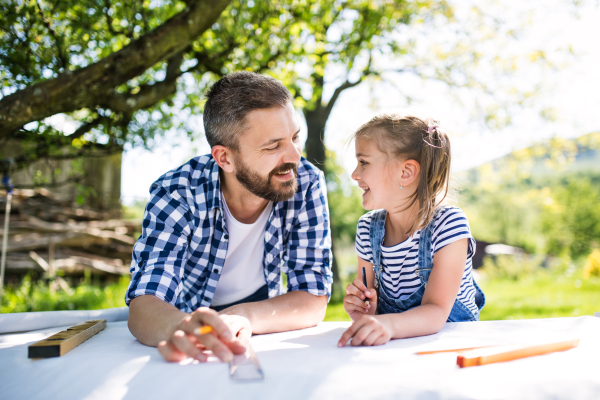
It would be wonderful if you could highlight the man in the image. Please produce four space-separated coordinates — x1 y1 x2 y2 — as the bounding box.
126 72 332 362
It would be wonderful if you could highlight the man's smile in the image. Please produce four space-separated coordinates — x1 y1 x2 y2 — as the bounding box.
274 169 294 180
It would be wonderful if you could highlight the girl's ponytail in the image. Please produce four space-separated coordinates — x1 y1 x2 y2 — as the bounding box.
416 124 451 232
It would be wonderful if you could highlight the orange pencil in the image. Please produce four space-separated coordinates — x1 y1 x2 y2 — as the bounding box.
456 339 579 368
416 345 497 355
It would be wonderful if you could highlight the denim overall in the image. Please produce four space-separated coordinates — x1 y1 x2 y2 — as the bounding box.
369 209 485 322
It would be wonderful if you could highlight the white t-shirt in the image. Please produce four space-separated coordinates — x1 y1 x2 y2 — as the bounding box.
210 196 272 306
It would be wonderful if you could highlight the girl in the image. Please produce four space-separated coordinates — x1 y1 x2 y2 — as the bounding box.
338 112 485 348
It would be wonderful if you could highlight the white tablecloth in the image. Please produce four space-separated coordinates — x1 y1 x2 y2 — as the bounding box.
1 317 599 400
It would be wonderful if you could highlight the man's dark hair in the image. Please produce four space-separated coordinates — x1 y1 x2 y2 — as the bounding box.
203 71 293 149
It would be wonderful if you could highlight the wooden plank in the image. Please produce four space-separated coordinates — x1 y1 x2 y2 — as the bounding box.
456 339 580 368
6 230 134 253
28 320 106 358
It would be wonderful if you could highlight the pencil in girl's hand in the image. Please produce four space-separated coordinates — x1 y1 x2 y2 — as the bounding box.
362 266 369 306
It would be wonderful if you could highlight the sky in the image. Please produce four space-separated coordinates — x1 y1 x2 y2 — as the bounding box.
120 0 600 205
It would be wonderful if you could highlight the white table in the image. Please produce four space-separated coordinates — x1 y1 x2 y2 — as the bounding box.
1 316 599 400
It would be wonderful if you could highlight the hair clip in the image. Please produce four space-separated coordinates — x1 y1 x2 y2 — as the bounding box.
424 125 443 148
426 125 439 134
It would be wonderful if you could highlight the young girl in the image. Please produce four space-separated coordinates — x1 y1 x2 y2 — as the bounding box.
338 112 485 348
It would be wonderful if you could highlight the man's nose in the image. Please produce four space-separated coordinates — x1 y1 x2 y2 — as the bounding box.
283 139 301 164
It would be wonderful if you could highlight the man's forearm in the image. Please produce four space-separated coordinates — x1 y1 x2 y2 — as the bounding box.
220 291 328 334
128 295 189 346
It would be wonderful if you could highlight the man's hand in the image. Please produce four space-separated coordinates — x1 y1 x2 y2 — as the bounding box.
157 307 247 362
343 278 377 321
218 313 252 344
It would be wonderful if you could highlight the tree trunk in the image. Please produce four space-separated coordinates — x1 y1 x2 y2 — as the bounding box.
303 106 343 301
304 106 327 171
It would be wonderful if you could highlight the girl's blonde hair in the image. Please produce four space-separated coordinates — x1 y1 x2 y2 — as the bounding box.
353 112 451 236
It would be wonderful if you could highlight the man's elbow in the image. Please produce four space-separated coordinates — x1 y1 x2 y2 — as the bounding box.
306 295 328 327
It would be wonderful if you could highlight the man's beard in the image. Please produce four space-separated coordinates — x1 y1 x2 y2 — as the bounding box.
234 158 299 202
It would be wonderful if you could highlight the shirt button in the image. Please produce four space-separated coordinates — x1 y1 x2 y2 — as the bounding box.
224 234 229 240
213 268 219 274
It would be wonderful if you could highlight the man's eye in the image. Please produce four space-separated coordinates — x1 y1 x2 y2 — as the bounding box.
293 135 299 142
267 144 279 151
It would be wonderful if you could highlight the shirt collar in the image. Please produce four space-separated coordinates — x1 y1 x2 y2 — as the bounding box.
205 156 224 212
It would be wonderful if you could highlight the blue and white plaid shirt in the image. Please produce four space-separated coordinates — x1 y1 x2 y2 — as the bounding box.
126 155 332 312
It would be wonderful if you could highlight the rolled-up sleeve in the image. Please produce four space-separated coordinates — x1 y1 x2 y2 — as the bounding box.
125 184 192 306
284 172 333 300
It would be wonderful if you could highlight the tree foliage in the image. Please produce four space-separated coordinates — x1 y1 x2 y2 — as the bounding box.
459 132 600 259
1 0 528 174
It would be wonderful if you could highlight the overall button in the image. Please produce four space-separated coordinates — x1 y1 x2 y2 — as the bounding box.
213 268 219 274
223 234 229 240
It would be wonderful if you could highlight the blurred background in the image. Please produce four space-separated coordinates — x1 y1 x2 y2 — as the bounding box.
1 0 599 319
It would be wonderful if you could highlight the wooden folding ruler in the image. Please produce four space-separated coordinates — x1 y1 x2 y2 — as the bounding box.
28 319 106 358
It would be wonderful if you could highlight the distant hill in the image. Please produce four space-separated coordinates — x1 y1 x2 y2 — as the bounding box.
457 132 600 186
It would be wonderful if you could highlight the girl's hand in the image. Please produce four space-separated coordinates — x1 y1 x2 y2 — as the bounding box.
343 278 378 321
337 314 393 347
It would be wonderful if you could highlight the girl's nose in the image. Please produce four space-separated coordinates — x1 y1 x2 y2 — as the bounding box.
351 166 360 181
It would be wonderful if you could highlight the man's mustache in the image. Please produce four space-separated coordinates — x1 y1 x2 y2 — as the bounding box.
269 163 299 179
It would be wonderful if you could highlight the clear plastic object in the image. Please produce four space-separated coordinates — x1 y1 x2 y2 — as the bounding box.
229 343 264 381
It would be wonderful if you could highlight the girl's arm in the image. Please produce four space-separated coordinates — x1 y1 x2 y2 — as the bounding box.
338 238 468 347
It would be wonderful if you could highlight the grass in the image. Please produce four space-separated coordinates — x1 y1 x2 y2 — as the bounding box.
3 260 599 322
0 275 130 313
478 271 600 320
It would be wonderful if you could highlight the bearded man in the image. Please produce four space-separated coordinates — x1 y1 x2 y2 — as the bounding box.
126 72 332 362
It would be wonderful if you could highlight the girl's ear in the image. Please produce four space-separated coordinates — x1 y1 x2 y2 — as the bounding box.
400 159 420 186
212 145 235 173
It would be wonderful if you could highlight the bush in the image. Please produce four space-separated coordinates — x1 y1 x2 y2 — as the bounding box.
479 254 542 281
583 249 600 279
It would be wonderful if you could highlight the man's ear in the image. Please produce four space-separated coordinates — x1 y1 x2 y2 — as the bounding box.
212 145 235 173
400 159 420 186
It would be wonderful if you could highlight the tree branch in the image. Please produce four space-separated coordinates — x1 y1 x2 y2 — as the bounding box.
324 49 374 117
100 79 178 113
0 0 232 137
67 115 107 139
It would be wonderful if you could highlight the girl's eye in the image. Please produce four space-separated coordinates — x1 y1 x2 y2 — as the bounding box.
360 160 368 166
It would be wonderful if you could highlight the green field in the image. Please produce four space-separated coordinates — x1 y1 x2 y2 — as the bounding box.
3 265 598 322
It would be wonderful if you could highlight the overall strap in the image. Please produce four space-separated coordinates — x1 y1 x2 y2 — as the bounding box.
369 209 387 291
369 210 387 267
417 221 434 271
416 209 440 282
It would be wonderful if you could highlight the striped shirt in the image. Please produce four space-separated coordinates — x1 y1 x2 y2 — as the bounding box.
355 206 478 315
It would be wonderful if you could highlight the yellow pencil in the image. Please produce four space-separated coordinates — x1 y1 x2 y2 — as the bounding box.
193 326 213 336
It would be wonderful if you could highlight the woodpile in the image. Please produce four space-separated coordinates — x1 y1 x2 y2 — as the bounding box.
1 188 141 278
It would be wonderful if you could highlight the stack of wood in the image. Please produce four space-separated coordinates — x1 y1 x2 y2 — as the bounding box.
1 188 142 278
